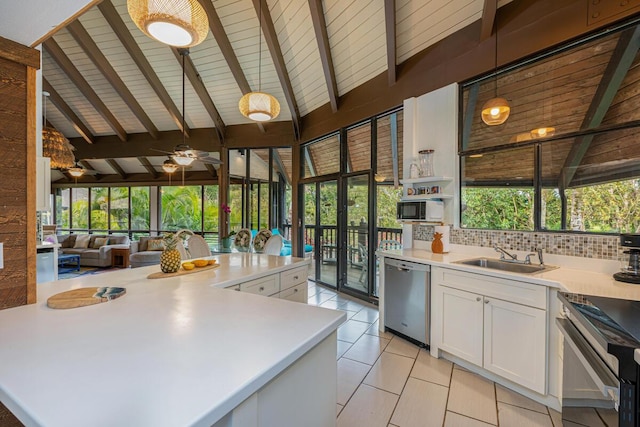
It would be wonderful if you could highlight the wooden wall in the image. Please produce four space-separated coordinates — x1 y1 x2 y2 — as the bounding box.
0 36 40 310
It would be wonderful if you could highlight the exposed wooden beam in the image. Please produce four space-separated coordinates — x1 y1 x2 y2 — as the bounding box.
559 25 640 189
200 0 265 134
480 0 497 41
251 0 301 139
384 0 397 86
137 157 159 179
308 0 339 112
70 123 295 159
204 163 217 178
172 48 225 143
0 35 40 69
43 38 127 142
52 170 221 188
106 159 127 180
43 78 94 144
67 21 159 139
98 0 189 137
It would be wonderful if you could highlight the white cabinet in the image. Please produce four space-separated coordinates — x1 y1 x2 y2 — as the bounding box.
226 264 308 303
432 267 547 394
438 285 483 366
36 157 51 211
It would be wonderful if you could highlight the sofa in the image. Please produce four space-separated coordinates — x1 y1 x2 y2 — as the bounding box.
57 234 130 267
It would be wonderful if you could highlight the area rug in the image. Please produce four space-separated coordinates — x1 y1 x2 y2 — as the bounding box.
58 267 122 281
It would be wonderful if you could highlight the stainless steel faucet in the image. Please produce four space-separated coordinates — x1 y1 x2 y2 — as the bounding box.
494 245 518 262
524 248 544 266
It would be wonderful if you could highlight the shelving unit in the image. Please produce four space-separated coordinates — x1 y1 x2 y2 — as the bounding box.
400 176 454 201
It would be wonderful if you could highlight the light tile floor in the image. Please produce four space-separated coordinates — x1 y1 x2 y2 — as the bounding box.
308 281 613 427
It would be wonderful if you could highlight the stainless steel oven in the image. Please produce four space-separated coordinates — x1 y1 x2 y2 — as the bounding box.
557 292 640 426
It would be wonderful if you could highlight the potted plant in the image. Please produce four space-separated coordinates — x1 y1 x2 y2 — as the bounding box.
220 204 235 250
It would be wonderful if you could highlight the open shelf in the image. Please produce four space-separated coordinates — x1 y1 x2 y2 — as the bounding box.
400 176 453 185
401 194 453 200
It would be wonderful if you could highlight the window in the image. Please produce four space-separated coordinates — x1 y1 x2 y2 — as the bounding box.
131 187 150 238
56 188 70 230
90 187 109 231
460 21 640 233
110 187 129 231
160 185 202 231
302 134 340 178
71 188 89 230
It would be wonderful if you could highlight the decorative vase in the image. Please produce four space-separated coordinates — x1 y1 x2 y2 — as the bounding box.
431 232 444 254
222 237 232 250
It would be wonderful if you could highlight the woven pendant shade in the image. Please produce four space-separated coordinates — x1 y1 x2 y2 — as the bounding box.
239 92 280 122
127 0 209 47
42 126 75 169
481 97 510 126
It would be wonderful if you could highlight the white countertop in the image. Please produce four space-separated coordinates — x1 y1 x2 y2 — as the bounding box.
0 254 345 427
378 245 640 301
36 242 60 250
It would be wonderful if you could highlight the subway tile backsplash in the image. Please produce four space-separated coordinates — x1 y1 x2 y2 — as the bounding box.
413 226 622 261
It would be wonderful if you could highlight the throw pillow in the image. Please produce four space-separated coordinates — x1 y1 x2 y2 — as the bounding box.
92 237 109 249
147 239 165 251
73 234 91 249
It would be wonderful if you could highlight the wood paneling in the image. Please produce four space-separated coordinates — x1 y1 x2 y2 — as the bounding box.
0 45 37 309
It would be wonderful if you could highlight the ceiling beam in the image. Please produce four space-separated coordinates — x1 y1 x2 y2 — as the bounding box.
558 25 640 189
66 21 159 139
308 0 339 112
137 157 159 179
204 163 217 178
106 159 127 180
200 0 265 134
172 48 225 143
43 38 128 142
384 0 397 86
480 0 497 41
43 78 94 144
70 122 295 159
251 0 301 139
98 0 189 137
52 170 221 188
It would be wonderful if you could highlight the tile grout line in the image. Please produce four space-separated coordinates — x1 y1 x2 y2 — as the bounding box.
386 346 420 426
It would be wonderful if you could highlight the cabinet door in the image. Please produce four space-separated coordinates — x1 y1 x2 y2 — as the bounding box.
36 157 51 211
483 298 546 394
437 285 483 366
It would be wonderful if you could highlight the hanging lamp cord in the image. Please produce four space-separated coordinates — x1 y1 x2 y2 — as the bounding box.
258 0 262 92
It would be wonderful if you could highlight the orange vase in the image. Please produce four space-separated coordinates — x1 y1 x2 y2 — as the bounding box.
431 232 444 254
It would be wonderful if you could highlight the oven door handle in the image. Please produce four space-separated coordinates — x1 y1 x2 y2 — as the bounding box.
556 317 619 401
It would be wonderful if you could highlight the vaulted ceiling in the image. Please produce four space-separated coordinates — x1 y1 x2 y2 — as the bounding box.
36 0 512 183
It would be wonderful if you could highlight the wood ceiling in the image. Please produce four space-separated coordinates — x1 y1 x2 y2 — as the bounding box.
42 0 513 184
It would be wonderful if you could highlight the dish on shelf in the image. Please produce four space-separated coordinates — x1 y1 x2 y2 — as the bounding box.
253 230 273 253
234 229 252 252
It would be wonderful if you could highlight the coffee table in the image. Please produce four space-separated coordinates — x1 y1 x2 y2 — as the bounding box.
58 254 81 273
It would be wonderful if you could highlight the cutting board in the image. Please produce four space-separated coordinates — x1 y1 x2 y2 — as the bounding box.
147 263 220 279
47 287 126 309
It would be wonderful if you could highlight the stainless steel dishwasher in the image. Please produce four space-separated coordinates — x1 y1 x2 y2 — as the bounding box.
384 258 430 347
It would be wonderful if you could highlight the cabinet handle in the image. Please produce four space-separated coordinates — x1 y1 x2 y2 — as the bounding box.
235 288 240 291
293 275 298 280
259 286 265 292
476 297 481 302
485 299 490 304
293 288 298 293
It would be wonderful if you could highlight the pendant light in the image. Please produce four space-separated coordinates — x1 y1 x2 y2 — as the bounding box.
162 159 179 173
481 14 510 126
42 92 75 169
127 0 209 48
238 0 281 122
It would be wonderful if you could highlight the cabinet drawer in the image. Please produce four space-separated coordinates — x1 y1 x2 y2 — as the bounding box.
280 266 308 291
240 274 280 297
279 282 307 303
434 267 547 309
225 284 240 291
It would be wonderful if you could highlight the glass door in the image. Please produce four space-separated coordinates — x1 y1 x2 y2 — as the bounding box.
343 174 370 295
318 180 338 288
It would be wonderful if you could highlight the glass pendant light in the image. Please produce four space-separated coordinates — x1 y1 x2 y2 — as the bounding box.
162 159 179 173
127 0 209 48
481 13 510 126
239 0 281 122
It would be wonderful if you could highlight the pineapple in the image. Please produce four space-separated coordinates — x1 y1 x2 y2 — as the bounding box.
160 233 182 273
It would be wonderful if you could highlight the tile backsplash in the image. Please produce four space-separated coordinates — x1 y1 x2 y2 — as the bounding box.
413 226 622 261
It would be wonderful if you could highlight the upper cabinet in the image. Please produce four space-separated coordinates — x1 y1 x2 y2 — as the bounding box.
36 157 51 211
403 83 459 225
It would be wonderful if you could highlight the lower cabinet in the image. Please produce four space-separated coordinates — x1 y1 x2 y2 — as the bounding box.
226 264 308 303
433 267 547 394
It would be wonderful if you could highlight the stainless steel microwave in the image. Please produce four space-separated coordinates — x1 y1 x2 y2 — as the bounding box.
397 200 444 221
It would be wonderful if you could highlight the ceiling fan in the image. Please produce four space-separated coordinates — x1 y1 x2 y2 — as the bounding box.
151 144 221 166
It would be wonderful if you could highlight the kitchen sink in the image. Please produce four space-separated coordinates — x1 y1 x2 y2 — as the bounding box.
453 257 558 274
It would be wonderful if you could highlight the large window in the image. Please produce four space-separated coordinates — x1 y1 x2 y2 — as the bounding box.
160 185 202 231
460 21 640 234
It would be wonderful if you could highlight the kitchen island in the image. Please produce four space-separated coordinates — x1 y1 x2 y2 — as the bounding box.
0 254 345 427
